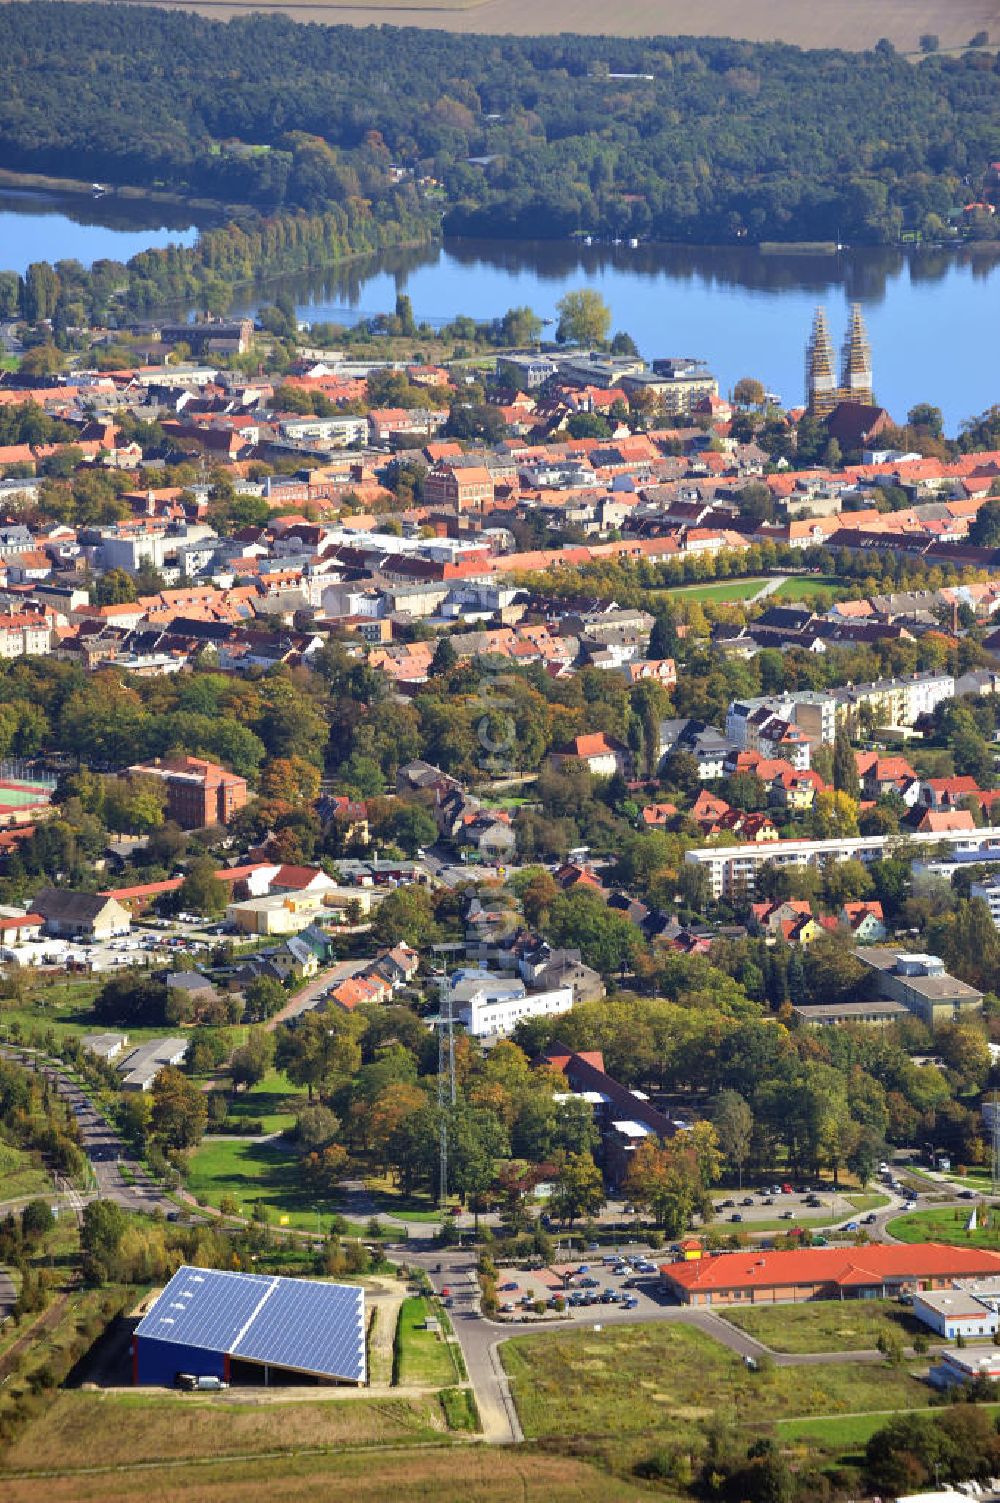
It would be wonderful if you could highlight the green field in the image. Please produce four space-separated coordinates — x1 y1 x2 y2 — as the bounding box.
721 1298 926 1353
648 573 849 606
501 1321 933 1454
650 577 768 603
222 1070 302 1133
888 1204 1000 1248
884 1202 998 1250
778 1402 1000 1460
394 1297 463 1387
184 1135 344 1229
772 574 849 602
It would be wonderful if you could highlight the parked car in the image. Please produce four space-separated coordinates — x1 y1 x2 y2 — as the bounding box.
781 1183 793 1194
741 1196 754 1206
719 1198 736 1209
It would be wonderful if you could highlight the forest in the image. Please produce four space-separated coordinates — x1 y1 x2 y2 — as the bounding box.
0 3 998 251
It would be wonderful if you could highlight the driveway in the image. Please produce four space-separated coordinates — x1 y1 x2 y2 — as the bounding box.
265 959 368 1029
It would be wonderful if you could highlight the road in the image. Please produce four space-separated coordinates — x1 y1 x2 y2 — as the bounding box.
265 958 368 1030
1 1047 172 1218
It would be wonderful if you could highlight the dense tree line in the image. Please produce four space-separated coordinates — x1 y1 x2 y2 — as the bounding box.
0 5 998 254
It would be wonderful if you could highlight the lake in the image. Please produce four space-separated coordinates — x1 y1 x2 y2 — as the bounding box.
229 238 1000 434
0 188 203 272
1 191 997 432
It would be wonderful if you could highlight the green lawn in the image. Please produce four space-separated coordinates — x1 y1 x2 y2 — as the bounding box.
777 1403 1000 1462
184 1135 343 1230
888 1203 1000 1248
772 574 851 602
721 1298 927 1353
222 1070 303 1133
394 1296 462 1387
501 1322 932 1453
845 1193 891 1211
650 578 768 603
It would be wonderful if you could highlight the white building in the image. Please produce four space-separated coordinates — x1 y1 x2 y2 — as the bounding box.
971 876 1000 929
445 968 573 1038
914 1290 998 1341
685 825 1000 900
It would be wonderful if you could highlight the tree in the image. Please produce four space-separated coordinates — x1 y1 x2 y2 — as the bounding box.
372 884 439 948
94 971 167 1027
712 1091 754 1188
243 975 287 1023
733 376 765 407
258 756 321 807
81 1197 128 1282
94 568 137 606
907 402 943 439
229 1028 275 1090
832 724 859 796
555 289 611 347
390 802 437 856
430 636 457 676
969 498 1000 547
546 887 641 975
150 1066 207 1149
624 1134 713 1235
549 1152 606 1225
294 1103 342 1151
178 857 227 918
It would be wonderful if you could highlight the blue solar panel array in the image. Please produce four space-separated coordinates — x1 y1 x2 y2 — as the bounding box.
135 1266 366 1383
234 1277 365 1383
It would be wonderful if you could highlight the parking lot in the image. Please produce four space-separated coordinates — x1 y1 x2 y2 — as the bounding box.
706 1182 870 1230
494 1250 672 1322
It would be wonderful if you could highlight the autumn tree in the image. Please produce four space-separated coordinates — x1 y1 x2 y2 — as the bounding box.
555 289 611 347
150 1066 207 1149
549 1151 606 1225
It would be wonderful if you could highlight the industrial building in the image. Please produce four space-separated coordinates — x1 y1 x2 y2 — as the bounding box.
913 1290 998 1341
132 1266 366 1386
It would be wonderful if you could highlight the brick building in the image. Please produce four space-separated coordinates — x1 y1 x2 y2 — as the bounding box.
127 756 248 829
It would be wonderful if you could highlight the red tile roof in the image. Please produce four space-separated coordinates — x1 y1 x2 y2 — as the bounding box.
661 1242 1000 1295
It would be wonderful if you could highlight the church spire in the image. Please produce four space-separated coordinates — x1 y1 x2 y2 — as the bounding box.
805 307 837 416
840 303 874 405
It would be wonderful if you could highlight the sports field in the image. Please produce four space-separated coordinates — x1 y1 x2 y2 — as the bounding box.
91 0 996 52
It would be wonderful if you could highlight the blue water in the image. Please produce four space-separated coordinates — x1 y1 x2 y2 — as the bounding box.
2 189 997 433
248 238 1000 434
0 189 201 270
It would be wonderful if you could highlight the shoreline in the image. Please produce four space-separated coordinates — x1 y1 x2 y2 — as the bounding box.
1 168 999 266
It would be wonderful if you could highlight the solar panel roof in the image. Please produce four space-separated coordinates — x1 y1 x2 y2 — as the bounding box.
134 1266 366 1383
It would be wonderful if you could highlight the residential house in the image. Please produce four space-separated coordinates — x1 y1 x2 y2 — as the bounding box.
840 901 887 943
549 733 632 779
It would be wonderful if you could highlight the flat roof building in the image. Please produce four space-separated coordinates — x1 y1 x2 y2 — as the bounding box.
859 948 983 1027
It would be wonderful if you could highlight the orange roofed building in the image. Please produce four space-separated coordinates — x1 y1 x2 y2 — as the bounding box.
660 1243 1000 1307
126 756 248 830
